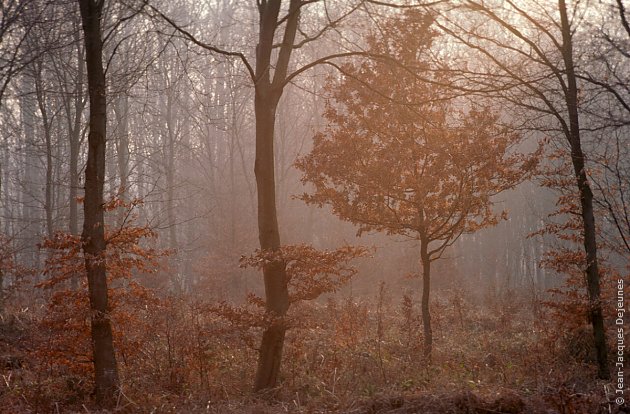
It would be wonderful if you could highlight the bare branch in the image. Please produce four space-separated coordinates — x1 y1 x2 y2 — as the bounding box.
146 2 255 82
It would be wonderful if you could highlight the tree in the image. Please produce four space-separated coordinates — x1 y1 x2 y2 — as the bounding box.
38 198 165 394
296 11 532 358
52 10 86 261
149 0 414 390
434 0 614 379
214 244 368 331
582 0 630 260
32 58 56 239
77 0 119 404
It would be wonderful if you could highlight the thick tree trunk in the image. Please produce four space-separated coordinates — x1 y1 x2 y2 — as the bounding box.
253 92 290 391
78 0 120 405
559 0 609 380
251 0 300 391
420 237 432 359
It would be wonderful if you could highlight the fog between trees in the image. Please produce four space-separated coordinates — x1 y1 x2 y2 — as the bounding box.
0 0 628 412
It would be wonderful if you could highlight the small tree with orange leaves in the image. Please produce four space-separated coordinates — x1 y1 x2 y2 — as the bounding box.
296 11 535 358
535 151 627 347
210 243 368 386
36 198 166 401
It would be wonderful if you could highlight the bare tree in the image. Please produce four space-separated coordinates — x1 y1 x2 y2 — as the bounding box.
77 0 120 404
149 0 421 390
32 59 56 239
435 0 611 379
582 0 630 259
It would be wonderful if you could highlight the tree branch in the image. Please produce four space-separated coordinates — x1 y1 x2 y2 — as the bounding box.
146 2 255 82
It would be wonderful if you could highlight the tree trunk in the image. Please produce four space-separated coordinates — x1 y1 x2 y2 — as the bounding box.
420 237 432 359
251 0 300 391
69 38 84 240
165 93 177 250
20 73 40 270
68 37 83 289
559 0 609 380
34 63 54 238
164 92 180 291
77 0 120 405
253 91 290 391
113 94 129 226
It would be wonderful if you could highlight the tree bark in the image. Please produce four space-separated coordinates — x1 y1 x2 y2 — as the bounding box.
77 0 120 405
559 0 609 380
253 89 290 391
251 0 300 391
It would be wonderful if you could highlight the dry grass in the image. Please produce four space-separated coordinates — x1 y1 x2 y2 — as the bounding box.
0 287 625 413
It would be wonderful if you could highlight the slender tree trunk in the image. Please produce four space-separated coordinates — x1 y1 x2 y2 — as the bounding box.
165 92 179 291
114 94 129 226
69 20 83 239
20 73 40 270
44 120 53 238
34 64 54 238
61 10 84 291
420 236 432 359
68 51 83 289
165 93 177 250
559 0 609 380
229 101 239 293
78 0 120 404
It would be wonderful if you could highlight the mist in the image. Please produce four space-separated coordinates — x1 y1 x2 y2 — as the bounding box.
0 1 628 412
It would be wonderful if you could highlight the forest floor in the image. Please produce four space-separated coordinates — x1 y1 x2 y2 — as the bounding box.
0 288 628 413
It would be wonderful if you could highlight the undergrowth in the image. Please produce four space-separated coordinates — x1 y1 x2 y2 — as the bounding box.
0 286 624 413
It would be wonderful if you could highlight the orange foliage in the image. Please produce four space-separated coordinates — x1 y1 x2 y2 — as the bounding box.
535 153 628 329
296 10 536 258
212 244 369 330
240 244 370 304
35 198 167 379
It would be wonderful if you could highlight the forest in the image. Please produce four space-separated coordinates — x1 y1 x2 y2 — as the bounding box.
0 0 628 413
